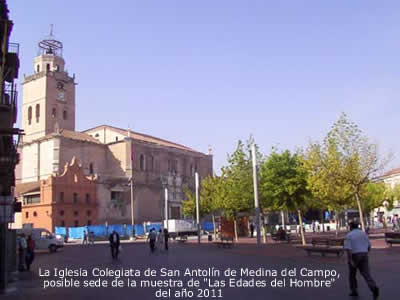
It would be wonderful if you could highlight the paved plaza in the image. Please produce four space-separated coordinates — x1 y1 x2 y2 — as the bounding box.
3 238 400 300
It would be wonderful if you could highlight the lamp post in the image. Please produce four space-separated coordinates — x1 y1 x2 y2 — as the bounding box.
195 172 200 244
129 176 135 240
164 187 169 230
251 143 261 246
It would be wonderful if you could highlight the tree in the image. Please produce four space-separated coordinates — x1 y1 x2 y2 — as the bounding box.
219 138 263 241
304 113 389 231
302 142 354 234
359 182 390 221
259 150 311 245
182 176 224 240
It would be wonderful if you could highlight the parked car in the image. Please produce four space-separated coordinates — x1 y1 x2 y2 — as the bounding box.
16 228 64 253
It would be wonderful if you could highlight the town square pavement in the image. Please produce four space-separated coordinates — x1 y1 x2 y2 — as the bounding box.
3 239 400 300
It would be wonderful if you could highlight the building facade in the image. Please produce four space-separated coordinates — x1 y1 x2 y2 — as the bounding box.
15 34 213 231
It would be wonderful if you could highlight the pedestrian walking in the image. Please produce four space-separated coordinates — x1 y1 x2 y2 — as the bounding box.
344 222 379 299
109 230 120 260
83 230 88 245
147 228 157 252
18 234 27 272
392 215 399 231
163 228 169 250
157 229 163 246
25 235 35 271
250 222 255 238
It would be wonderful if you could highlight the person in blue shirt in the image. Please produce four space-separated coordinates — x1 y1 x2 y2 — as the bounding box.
344 222 379 299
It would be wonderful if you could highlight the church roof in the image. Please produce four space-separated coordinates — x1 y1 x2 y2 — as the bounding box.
83 125 204 154
59 129 102 144
383 167 400 177
23 129 103 145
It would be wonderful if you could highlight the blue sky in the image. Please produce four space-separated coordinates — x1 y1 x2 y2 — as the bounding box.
8 1 400 172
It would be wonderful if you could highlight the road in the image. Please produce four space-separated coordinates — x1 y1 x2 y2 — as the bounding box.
4 240 400 300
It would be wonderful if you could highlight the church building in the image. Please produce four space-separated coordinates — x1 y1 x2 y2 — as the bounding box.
14 33 213 232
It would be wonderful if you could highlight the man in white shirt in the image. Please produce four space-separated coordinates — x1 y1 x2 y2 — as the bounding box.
344 222 379 299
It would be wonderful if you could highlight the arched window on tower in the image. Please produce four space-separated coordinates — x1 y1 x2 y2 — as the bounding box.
63 110 67 120
140 154 145 171
35 104 40 123
89 163 94 175
52 108 57 118
28 106 32 125
46 64 50 72
36 65 40 73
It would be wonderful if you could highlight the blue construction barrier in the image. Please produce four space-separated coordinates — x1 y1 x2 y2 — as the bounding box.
87 225 107 237
54 223 149 239
202 222 214 231
146 223 162 232
55 226 67 236
69 226 87 239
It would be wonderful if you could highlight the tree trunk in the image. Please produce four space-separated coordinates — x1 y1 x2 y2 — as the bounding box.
281 210 285 229
234 219 238 242
212 214 217 241
261 220 266 244
297 210 306 246
320 211 325 232
335 211 339 237
355 190 366 232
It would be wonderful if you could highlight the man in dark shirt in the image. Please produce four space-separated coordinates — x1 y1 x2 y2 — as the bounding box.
109 230 120 260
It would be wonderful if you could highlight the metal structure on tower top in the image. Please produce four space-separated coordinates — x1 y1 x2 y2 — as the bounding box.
38 24 63 56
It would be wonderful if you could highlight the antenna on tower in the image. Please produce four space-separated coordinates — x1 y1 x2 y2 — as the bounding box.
50 24 54 36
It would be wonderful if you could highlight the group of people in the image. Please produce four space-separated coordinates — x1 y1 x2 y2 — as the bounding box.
108 227 170 260
17 234 35 272
147 228 169 252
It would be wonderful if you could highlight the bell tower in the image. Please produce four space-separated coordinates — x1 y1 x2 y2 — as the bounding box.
22 27 75 143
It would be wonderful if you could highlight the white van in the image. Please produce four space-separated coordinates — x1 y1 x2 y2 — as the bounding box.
16 228 64 253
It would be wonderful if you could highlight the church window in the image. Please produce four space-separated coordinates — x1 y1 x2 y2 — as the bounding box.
52 108 57 118
36 65 40 73
59 210 64 216
95 133 99 137
28 106 32 125
140 154 145 171
61 220 65 227
59 192 64 202
149 155 154 171
73 193 78 204
25 212 29 218
115 136 119 141
74 211 78 216
63 110 67 120
89 163 94 175
85 193 90 203
33 211 37 217
35 104 40 123
46 64 50 72
74 220 79 227
111 191 121 207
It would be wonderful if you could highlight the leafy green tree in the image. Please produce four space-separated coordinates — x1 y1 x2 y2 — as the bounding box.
304 113 389 231
260 150 311 245
359 182 389 219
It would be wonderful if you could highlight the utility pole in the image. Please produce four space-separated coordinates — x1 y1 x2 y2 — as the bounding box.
195 172 200 244
251 143 261 246
164 187 168 230
0 0 22 293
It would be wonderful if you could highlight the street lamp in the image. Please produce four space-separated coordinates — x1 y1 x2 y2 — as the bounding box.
161 176 169 230
251 143 261 246
195 172 200 244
